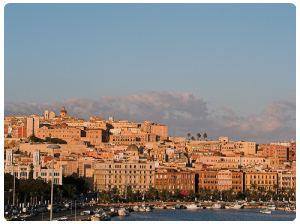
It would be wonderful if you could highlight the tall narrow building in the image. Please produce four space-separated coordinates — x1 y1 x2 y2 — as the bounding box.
26 115 40 137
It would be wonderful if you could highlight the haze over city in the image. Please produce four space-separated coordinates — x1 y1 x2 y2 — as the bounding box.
4 4 295 142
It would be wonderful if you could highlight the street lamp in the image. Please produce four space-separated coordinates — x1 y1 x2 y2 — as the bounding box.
47 144 61 221
11 162 16 207
10 148 18 207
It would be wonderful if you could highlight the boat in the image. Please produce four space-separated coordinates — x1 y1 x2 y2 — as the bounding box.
186 204 199 210
133 205 139 212
21 207 27 213
291 209 296 213
175 204 181 209
145 206 151 212
285 206 296 213
260 209 272 214
19 213 32 220
138 205 152 212
110 207 116 213
100 213 111 221
267 204 276 211
57 216 69 221
166 205 176 210
80 210 91 215
139 206 146 212
94 208 104 213
92 212 111 221
80 217 91 221
233 204 243 209
212 203 221 209
91 215 100 221
118 208 129 216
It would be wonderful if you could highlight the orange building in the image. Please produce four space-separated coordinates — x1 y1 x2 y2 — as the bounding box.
258 144 289 164
155 168 195 194
277 170 296 190
37 125 82 142
198 169 243 192
288 142 296 161
109 131 149 145
85 129 103 145
150 124 168 140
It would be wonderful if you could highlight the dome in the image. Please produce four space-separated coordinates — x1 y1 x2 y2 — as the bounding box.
126 144 139 152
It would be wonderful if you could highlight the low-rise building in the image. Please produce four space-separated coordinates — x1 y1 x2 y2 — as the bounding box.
243 170 278 191
277 170 296 190
155 168 195 193
93 144 155 193
198 169 243 192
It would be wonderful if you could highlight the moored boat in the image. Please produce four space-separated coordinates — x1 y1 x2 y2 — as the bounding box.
186 204 199 210
267 205 276 211
212 203 221 209
260 209 272 214
232 203 243 209
118 208 129 216
91 214 100 221
133 205 139 212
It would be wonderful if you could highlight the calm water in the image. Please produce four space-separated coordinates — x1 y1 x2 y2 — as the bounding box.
111 209 296 221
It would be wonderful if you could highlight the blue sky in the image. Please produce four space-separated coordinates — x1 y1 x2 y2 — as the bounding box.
5 4 295 114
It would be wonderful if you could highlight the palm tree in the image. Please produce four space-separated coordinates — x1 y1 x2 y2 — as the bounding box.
196 133 201 140
29 163 34 179
187 133 191 140
191 136 195 141
203 132 208 140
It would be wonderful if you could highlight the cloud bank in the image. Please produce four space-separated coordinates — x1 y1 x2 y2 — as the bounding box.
5 91 295 143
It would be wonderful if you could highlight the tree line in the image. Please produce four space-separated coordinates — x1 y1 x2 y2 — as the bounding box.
4 173 92 206
187 132 208 141
5 173 295 205
96 186 295 203
28 135 67 144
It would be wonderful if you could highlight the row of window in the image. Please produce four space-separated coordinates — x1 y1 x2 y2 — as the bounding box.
40 172 60 176
248 180 276 185
248 175 276 179
108 165 152 169
105 170 151 174
155 174 193 179
104 175 150 179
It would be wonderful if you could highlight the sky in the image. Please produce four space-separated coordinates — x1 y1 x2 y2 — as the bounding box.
4 4 296 142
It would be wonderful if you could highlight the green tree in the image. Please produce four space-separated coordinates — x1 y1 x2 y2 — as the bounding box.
45 137 67 144
28 135 44 143
125 186 134 202
187 133 191 140
29 163 34 179
145 187 158 201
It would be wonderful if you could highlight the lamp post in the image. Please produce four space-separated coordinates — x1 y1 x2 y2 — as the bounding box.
9 148 17 207
74 200 77 221
47 144 61 221
11 163 16 207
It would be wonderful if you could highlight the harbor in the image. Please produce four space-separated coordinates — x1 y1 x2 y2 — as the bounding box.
5 200 296 221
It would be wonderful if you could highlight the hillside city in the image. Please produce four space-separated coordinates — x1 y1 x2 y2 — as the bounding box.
4 106 296 220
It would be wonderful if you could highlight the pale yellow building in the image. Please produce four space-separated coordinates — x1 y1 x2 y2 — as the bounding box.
244 170 278 191
93 145 155 193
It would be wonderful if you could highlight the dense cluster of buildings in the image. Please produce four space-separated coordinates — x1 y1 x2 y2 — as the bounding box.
4 107 296 195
